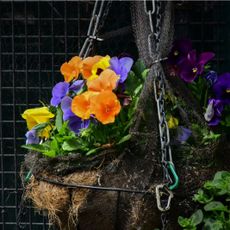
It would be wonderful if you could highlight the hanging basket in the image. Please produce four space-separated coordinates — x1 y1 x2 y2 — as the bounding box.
19 1 226 230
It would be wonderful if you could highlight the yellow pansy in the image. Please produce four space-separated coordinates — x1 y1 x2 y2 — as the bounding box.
22 107 54 138
89 55 111 81
167 116 179 129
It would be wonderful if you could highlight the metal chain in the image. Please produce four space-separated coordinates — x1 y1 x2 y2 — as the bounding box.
79 0 111 58
143 0 178 214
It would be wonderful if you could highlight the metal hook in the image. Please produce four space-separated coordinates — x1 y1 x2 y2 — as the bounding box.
155 184 174 212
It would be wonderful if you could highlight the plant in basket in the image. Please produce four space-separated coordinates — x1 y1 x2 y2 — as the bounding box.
22 55 149 158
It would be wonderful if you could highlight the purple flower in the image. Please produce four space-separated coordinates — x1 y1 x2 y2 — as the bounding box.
51 80 84 107
176 126 192 143
204 99 224 126
212 73 230 105
168 39 192 66
178 50 215 82
61 96 90 133
110 57 134 83
204 71 218 87
25 129 39 144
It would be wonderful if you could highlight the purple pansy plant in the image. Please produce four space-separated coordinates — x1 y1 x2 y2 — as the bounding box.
176 126 192 143
204 99 224 126
168 39 192 66
61 96 90 134
25 129 39 144
212 73 230 105
110 57 134 83
204 71 218 87
178 50 215 82
51 80 84 107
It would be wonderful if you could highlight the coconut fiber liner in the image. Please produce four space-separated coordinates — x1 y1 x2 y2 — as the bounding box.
20 2 230 230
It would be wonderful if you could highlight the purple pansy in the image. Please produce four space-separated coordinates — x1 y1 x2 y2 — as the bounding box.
204 71 218 87
61 96 90 134
25 129 39 144
176 126 192 143
168 39 192 66
204 99 224 126
110 57 134 83
51 80 84 107
178 50 215 82
212 73 230 105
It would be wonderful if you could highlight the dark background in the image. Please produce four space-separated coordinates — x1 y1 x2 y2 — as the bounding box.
0 1 229 229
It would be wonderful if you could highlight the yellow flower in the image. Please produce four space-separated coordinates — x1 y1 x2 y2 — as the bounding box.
21 107 54 138
89 55 111 81
167 116 179 129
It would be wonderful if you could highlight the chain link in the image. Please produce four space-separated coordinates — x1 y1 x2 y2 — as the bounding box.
143 0 178 214
79 0 111 58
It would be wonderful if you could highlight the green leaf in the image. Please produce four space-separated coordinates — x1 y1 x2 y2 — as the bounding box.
85 147 101 156
190 209 203 226
116 134 131 145
204 201 228 212
141 69 149 80
178 216 193 228
62 140 80 151
21 144 48 153
50 138 59 151
33 122 49 131
193 189 213 204
204 218 224 230
55 108 63 132
43 150 56 158
132 59 146 77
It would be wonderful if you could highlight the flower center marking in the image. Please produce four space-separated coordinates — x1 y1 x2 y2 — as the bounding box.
192 67 198 73
174 50 179 56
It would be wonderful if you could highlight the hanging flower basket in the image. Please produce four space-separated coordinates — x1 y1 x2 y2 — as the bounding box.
19 1 230 229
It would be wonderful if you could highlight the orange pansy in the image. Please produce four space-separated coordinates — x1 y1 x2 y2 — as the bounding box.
60 56 82 82
80 56 102 79
90 91 121 124
87 69 119 92
71 91 96 120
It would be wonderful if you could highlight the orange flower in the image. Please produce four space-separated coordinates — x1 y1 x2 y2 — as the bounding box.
60 56 82 82
80 56 102 79
90 91 121 124
87 69 119 92
71 91 96 120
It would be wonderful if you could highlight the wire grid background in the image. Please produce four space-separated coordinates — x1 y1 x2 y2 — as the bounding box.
0 1 230 229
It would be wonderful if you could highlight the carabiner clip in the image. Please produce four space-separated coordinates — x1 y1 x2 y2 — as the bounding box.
155 184 174 212
167 162 179 190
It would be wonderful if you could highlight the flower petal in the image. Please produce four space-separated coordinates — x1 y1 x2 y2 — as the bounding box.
90 91 121 124
50 82 69 106
69 80 84 93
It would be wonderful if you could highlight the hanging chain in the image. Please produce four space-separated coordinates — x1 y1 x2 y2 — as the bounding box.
79 0 111 58
143 0 179 214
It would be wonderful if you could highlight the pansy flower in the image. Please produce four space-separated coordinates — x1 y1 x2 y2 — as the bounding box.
21 107 54 138
167 115 179 129
60 56 82 82
50 80 84 107
204 71 218 87
25 129 40 144
176 126 192 143
61 96 90 133
89 55 111 81
168 39 192 66
80 55 102 79
178 50 215 82
90 91 121 124
110 57 134 83
87 69 119 92
204 99 223 126
212 73 230 105
71 91 96 120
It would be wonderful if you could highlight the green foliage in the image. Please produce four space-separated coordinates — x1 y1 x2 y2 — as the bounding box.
178 171 230 230
191 124 221 145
